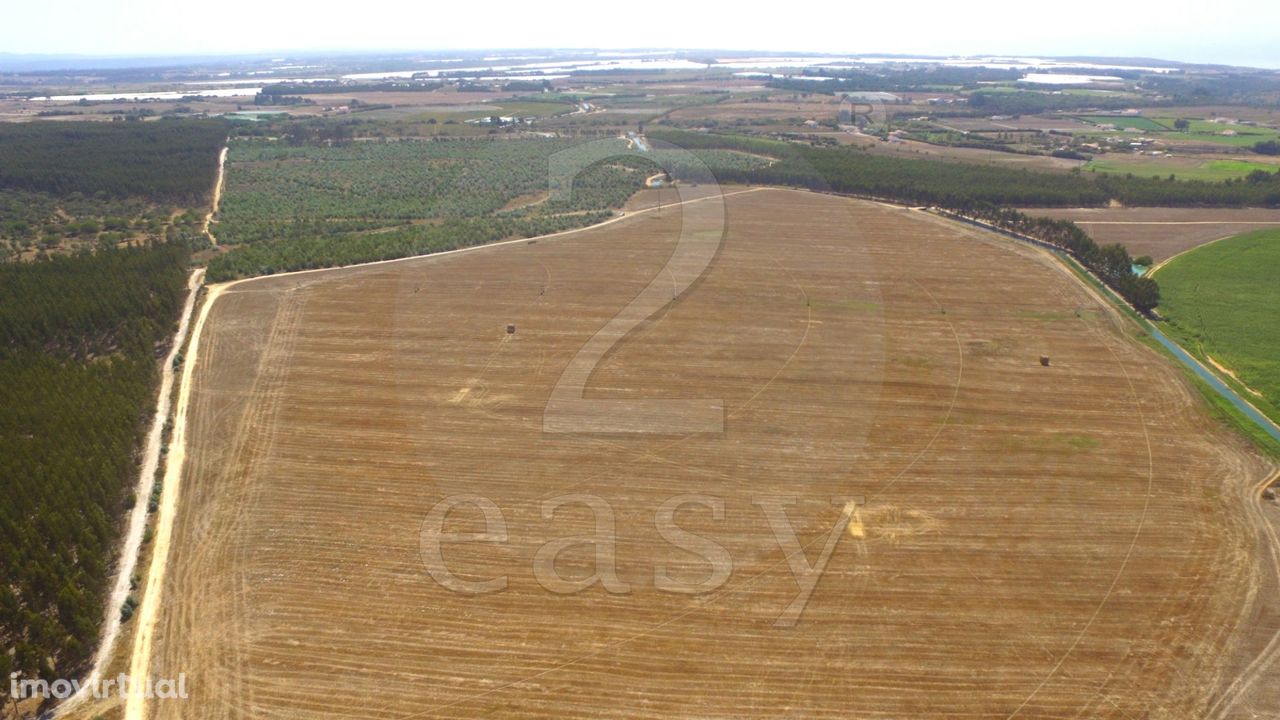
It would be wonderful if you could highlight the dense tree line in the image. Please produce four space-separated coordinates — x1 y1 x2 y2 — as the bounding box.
908 130 1027 154
765 79 1140 117
966 90 1139 116
1139 72 1280 106
0 242 191 697
502 80 555 92
649 128 1280 208
1098 170 1280 207
960 207 1161 313
766 67 1280 111
1255 140 1280 156
0 120 226 204
765 66 1023 94
252 93 312 107
714 142 1112 206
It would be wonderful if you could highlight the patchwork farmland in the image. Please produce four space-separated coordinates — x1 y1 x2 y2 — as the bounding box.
139 189 1276 719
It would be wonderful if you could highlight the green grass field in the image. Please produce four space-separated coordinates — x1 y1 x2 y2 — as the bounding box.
1158 228 1280 424
1155 118 1280 135
1052 247 1280 458
1077 115 1169 131
1072 115 1280 148
1084 156 1280 181
1173 131 1280 148
1151 117 1280 148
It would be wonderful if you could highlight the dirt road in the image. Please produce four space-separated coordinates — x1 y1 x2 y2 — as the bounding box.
121 276 221 720
201 144 228 246
55 268 204 718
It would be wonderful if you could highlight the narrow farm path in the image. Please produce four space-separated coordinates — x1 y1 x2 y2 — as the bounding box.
202 144 229 246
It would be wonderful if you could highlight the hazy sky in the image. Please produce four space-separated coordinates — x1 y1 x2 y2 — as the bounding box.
4 0 1278 68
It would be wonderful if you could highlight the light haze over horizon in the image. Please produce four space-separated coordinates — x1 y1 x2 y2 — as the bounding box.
3 0 1278 69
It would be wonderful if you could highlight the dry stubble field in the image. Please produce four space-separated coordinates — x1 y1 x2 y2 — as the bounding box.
147 188 1276 719
1026 207 1280 262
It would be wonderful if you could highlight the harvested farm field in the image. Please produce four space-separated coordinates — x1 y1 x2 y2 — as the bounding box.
1026 206 1280 261
143 188 1279 719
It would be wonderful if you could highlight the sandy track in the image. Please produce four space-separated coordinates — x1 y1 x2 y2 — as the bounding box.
121 277 223 720
202 144 228 246
139 189 1275 719
54 269 204 718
